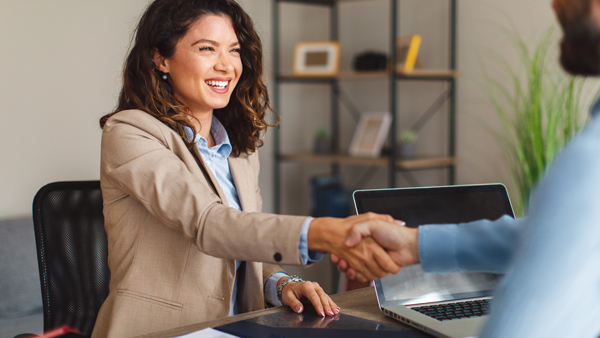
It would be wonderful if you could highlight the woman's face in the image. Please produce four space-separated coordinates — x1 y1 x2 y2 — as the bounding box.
157 14 243 115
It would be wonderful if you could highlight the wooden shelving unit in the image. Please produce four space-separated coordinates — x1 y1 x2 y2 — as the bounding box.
272 0 458 213
279 152 457 169
279 69 457 80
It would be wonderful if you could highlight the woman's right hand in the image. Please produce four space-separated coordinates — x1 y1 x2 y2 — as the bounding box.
307 213 403 281
330 219 420 282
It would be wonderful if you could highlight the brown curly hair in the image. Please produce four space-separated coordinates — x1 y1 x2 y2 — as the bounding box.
100 0 278 156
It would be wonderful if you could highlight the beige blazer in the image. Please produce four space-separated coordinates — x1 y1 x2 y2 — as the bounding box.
92 110 308 337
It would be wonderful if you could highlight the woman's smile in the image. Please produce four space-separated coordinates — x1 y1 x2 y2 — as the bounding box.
205 78 231 92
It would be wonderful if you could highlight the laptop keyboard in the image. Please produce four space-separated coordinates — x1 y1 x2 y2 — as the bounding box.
411 299 490 321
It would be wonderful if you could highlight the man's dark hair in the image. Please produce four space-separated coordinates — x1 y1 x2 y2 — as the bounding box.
557 0 600 76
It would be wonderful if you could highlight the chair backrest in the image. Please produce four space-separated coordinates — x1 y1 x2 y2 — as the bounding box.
32 181 109 336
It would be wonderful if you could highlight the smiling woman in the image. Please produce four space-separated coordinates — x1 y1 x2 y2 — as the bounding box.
94 0 401 337
99 0 272 157
152 14 243 146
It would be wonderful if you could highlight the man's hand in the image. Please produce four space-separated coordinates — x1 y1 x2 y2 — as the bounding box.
330 218 420 281
307 213 403 281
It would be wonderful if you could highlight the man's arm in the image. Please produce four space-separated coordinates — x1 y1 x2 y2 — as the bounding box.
335 215 522 280
419 215 521 273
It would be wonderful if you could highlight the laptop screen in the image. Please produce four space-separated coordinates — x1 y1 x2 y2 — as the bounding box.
353 184 514 306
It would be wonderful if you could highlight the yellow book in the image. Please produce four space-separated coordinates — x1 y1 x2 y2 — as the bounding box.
404 34 421 72
397 34 422 73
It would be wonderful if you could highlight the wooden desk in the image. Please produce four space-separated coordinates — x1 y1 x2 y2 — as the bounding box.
139 287 409 338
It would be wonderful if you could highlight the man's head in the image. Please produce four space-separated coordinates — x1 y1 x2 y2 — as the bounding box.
553 0 600 75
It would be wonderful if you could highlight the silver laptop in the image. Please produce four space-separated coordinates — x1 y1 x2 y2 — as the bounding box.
353 184 515 338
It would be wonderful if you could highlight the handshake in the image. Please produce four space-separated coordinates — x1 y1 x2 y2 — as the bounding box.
307 213 421 282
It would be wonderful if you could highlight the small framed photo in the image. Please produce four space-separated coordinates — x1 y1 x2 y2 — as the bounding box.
293 41 341 77
349 112 392 158
396 35 422 73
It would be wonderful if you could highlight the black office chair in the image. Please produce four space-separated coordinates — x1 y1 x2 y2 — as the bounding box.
32 181 109 337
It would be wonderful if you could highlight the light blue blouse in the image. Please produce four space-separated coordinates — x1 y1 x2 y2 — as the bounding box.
185 118 318 316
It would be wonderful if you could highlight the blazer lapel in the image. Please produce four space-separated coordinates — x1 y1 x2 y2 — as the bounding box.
228 155 256 212
190 146 230 207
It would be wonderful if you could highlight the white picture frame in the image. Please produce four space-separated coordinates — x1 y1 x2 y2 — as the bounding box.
293 41 341 77
349 112 392 158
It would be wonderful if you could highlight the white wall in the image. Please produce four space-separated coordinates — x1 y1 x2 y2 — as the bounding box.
455 0 557 195
0 0 149 218
0 0 577 291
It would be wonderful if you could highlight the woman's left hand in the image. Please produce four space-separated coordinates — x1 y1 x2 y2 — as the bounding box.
280 280 340 317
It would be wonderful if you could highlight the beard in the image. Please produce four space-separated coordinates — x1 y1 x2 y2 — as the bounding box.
559 16 600 76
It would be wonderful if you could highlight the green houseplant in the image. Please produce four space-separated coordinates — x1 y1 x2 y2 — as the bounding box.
313 127 332 154
484 27 595 215
397 129 418 159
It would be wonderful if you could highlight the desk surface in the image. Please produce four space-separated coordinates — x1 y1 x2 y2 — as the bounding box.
139 287 410 338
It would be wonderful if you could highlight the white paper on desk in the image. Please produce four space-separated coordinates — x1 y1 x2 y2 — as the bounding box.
175 327 239 338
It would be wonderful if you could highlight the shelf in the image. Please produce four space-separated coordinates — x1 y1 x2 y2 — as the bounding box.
279 152 457 170
278 69 457 82
278 0 374 5
396 69 457 80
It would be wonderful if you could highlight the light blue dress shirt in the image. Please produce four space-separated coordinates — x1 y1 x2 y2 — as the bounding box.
185 117 319 316
419 97 600 337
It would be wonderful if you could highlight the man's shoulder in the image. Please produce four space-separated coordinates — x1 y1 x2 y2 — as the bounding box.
530 119 600 211
559 118 600 166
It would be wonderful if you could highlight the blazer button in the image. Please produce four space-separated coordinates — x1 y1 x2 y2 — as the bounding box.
274 252 282 262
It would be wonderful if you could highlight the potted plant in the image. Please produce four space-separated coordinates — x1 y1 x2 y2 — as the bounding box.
397 129 418 159
313 128 332 154
483 26 597 215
